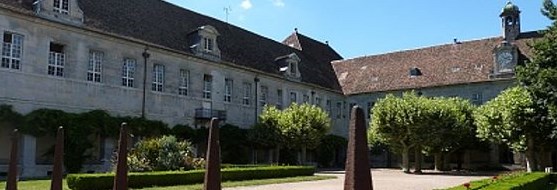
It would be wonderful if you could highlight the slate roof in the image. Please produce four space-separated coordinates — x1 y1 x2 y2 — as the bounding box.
332 32 541 95
0 0 343 91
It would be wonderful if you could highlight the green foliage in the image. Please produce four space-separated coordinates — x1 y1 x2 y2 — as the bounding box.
171 124 196 140
279 103 331 150
220 124 250 164
124 135 196 172
66 166 315 190
475 87 539 152
248 105 284 149
0 104 23 127
315 134 347 167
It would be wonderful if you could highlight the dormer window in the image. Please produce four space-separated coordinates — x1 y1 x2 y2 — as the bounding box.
409 67 422 77
275 53 301 81
290 61 298 75
203 37 214 52
53 0 69 14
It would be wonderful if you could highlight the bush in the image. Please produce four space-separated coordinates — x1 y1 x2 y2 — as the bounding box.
315 134 346 167
66 165 315 190
121 135 197 172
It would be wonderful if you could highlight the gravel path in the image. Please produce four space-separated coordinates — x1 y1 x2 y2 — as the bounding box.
225 169 495 190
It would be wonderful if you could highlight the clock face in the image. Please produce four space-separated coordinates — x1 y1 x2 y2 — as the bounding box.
497 51 514 71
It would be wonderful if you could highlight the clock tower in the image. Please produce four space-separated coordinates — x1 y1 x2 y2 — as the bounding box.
500 1 521 42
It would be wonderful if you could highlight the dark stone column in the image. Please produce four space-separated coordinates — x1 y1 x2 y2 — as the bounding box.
344 106 373 190
50 126 64 190
113 123 128 190
203 118 221 190
6 129 20 190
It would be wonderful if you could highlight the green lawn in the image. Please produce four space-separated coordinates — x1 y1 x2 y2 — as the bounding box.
0 175 334 190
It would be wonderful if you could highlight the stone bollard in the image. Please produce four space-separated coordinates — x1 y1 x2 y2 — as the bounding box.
344 106 373 190
203 118 221 190
545 167 553 173
50 126 64 190
113 123 129 190
6 129 20 190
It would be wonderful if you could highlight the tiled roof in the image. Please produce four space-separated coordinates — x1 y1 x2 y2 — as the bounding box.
332 32 541 95
0 0 342 91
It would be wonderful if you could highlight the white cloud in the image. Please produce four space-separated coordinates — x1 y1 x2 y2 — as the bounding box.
272 0 285 7
240 0 253 10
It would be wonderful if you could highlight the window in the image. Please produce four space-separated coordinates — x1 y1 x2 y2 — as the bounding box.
277 89 283 109
1 32 23 70
472 93 483 105
326 99 332 114
53 0 69 14
122 58 136 87
303 94 309 103
367 102 375 119
315 97 322 107
224 78 232 102
203 37 214 52
152 64 164 92
179 69 189 96
203 74 212 99
48 42 65 77
336 102 342 119
409 67 422 77
290 62 297 75
87 50 103 82
290 91 297 104
260 86 268 107
243 82 251 105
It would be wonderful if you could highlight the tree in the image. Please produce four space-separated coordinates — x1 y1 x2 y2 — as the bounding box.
474 86 552 172
370 92 432 173
514 0 557 171
278 103 331 165
248 105 284 163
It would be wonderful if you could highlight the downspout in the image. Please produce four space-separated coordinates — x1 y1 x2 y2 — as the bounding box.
141 47 150 118
254 77 260 124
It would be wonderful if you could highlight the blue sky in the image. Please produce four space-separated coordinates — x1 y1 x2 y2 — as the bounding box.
166 0 551 59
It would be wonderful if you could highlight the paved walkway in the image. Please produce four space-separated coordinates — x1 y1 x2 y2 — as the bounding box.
225 169 495 190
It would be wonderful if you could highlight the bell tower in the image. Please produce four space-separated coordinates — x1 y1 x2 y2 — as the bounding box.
500 1 521 42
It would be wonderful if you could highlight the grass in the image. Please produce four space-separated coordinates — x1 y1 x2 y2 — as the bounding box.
0 175 334 190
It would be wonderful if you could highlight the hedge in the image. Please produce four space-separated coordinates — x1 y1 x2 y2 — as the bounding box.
445 172 554 190
66 166 314 190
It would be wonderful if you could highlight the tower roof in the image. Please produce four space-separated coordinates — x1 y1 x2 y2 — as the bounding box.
501 1 520 15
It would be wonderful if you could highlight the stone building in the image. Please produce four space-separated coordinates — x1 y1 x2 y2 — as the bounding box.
0 0 543 177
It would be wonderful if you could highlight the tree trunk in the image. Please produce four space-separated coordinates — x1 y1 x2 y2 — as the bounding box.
463 150 471 170
414 147 422 174
275 145 281 163
301 146 307 165
434 153 443 171
401 147 410 173
268 149 274 164
443 152 452 171
525 138 538 172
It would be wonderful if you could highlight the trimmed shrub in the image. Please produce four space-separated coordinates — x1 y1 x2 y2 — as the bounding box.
66 166 314 190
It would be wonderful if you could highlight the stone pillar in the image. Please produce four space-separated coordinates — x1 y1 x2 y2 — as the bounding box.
21 134 37 177
344 106 373 190
113 123 128 190
6 129 20 190
203 118 221 190
50 127 64 190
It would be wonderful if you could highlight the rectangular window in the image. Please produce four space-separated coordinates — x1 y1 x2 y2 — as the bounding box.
243 82 252 105
1 32 23 70
179 69 189 96
315 97 322 107
87 50 103 82
336 102 342 119
152 64 165 92
224 78 233 102
48 42 65 77
277 89 283 109
203 37 213 52
260 86 268 107
290 91 297 105
53 0 69 14
203 74 212 99
326 99 332 114
303 94 309 103
122 58 136 87
472 93 483 105
367 102 375 119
